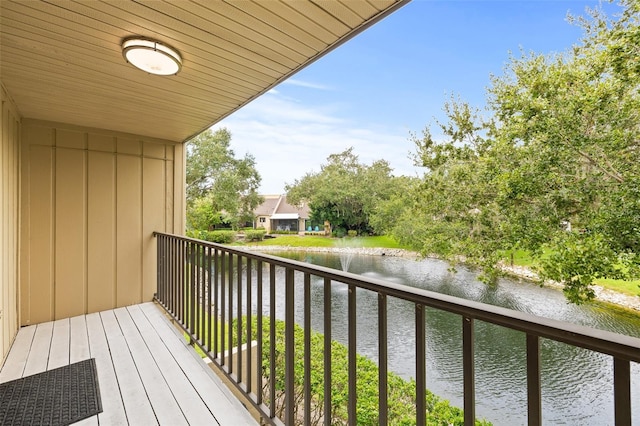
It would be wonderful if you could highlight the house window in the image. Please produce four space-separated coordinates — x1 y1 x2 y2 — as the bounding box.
259 217 266 223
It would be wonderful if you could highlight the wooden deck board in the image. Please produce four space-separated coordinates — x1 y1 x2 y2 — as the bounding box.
23 322 53 376
69 315 91 363
0 324 35 382
100 309 159 425
48 318 70 369
0 302 257 425
85 312 128 425
139 303 256 426
127 304 220 425
113 307 188 425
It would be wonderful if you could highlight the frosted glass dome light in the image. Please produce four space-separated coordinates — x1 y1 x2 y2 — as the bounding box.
122 38 182 76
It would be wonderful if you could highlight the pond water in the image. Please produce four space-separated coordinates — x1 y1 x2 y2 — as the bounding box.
259 252 640 425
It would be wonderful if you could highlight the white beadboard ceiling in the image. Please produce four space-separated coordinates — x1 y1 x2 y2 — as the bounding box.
0 0 408 143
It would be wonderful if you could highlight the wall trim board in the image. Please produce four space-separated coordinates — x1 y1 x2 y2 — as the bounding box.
1 84 22 363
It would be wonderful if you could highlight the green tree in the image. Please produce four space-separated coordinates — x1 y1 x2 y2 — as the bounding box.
286 148 396 235
186 128 262 230
394 1 640 302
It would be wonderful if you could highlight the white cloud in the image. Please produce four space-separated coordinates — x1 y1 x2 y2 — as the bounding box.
282 78 333 91
212 92 421 194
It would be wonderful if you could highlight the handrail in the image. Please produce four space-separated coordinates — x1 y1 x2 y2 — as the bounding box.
153 232 640 425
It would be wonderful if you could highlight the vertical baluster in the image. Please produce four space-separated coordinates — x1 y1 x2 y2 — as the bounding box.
157 235 163 303
220 251 226 365
527 334 541 426
213 248 219 357
285 268 295 424
324 277 332 426
178 239 183 322
257 260 264 406
237 254 243 383
348 284 357 425
181 242 187 331
416 304 426 426
207 246 212 353
304 273 311 425
197 244 202 344
269 264 277 419
199 243 205 343
614 357 631 426
170 237 175 314
190 242 196 340
228 252 234 374
246 258 252 393
463 316 475 426
195 243 201 341
172 237 177 316
379 293 388 426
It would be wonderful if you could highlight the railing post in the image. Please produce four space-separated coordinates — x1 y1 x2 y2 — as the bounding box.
189 241 196 344
378 293 388 426
304 273 312 425
463 316 475 426
269 264 277 419
348 284 357 425
527 334 541 426
237 254 243 382
207 246 212 353
324 277 332 426
213 249 219 357
256 260 263 406
285 268 295 424
220 252 226 366
228 253 234 374
156 234 163 304
416 304 426 426
614 357 631 426
246 257 252 393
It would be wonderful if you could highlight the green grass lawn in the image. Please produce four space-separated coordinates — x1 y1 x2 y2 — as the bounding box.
239 235 639 298
234 234 410 249
506 249 640 297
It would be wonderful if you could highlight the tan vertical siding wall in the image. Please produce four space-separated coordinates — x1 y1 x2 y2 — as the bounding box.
20 119 185 325
1 85 21 363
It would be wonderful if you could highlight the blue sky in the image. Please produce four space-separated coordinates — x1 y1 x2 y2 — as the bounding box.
213 1 619 194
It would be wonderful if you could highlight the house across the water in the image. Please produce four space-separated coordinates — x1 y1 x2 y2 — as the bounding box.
253 195 314 234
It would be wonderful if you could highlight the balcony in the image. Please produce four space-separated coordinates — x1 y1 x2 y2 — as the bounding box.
1 233 639 425
0 302 256 425
152 232 640 425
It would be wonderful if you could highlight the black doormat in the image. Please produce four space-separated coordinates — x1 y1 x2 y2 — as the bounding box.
0 358 102 426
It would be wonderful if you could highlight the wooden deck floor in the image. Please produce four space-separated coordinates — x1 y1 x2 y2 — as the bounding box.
0 302 256 426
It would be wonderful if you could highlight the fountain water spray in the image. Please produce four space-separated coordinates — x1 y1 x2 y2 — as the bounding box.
337 238 355 272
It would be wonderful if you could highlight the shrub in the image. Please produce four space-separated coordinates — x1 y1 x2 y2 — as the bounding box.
245 229 266 242
332 227 346 238
186 229 206 240
233 316 491 425
188 230 235 244
208 230 236 243
347 230 358 238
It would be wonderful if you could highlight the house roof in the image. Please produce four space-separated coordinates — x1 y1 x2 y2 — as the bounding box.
0 1 408 143
254 195 281 216
254 194 310 219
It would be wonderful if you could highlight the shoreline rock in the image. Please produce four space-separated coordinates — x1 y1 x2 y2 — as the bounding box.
241 244 640 312
240 244 420 258
501 264 640 312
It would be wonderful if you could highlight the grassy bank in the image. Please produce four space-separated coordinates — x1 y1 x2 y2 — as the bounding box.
231 233 638 298
234 234 409 249
505 250 640 297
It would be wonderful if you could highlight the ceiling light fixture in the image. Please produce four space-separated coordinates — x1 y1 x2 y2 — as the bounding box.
122 38 182 76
